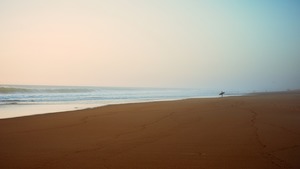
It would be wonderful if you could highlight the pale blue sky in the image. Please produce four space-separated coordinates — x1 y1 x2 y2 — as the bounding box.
1 0 299 91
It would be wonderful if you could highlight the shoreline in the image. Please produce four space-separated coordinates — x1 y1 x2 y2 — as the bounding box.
0 95 229 120
1 91 299 168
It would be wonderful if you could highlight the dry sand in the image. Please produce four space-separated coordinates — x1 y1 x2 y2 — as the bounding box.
0 92 300 169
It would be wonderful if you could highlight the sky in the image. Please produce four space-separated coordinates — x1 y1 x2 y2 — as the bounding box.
1 0 300 91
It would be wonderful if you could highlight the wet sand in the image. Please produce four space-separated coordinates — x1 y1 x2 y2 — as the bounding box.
0 92 300 169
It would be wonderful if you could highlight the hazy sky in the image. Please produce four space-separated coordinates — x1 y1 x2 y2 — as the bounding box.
1 0 300 91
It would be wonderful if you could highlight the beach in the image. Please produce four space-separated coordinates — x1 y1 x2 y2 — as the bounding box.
0 92 299 169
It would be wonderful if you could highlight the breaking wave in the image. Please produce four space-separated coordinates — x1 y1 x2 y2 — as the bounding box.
0 86 95 94
0 85 223 108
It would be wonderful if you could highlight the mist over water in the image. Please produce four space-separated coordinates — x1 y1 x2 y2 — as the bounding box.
0 85 218 104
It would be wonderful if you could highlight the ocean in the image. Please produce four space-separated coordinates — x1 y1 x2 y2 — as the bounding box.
0 85 227 119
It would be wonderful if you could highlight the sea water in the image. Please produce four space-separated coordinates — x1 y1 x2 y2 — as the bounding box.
0 85 224 119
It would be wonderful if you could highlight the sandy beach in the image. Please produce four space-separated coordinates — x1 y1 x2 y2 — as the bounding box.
0 92 299 169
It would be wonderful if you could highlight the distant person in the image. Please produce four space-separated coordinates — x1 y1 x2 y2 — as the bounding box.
219 91 225 97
